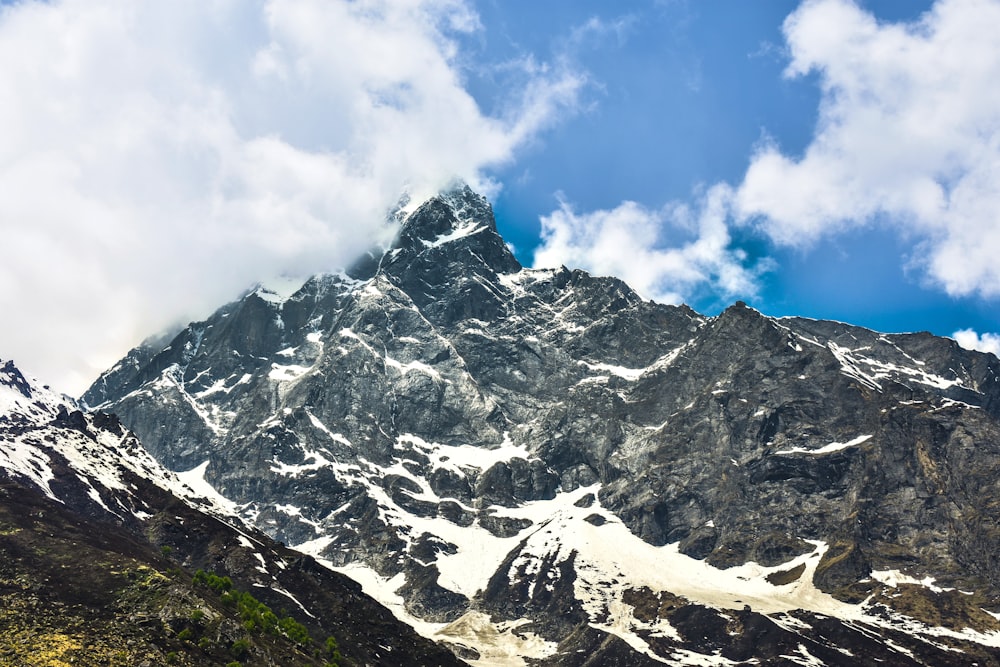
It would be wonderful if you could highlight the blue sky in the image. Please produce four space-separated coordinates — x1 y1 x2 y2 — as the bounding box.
473 0 999 340
471 0 994 332
1 0 998 392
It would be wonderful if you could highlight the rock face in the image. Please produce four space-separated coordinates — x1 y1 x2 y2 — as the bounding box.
85 185 1000 665
0 359 463 667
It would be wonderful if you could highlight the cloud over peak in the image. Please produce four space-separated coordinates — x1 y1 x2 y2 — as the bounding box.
533 185 768 306
952 328 1000 357
0 0 585 393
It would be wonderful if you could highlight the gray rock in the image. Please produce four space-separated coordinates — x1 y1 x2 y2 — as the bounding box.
84 185 1000 665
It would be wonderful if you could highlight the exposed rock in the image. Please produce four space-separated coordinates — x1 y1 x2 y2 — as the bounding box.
82 186 1000 665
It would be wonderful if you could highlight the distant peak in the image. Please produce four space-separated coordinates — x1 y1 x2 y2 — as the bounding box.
0 359 33 399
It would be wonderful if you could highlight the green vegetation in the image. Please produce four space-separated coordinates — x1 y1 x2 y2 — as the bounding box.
193 569 316 648
230 638 250 659
0 483 341 666
192 569 233 593
324 635 343 667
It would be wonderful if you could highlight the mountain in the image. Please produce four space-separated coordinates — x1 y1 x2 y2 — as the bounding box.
0 359 463 666
85 185 1000 665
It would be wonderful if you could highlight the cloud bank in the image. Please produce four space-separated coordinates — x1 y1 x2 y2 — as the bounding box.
534 185 768 305
0 0 584 393
737 0 1000 298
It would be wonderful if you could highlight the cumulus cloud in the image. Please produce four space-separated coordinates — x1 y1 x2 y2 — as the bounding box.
735 0 1000 298
952 329 1000 357
0 0 585 393
533 185 768 304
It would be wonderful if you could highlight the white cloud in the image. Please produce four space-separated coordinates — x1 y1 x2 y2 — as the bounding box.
533 185 768 305
735 0 1000 298
952 329 1000 357
0 0 585 394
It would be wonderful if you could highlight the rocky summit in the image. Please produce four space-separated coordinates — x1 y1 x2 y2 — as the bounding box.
83 185 1000 665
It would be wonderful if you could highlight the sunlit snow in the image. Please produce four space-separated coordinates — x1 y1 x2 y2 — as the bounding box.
775 434 872 456
421 221 487 249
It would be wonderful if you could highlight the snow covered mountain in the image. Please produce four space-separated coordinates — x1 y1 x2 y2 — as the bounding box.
0 358 462 666
85 185 1000 665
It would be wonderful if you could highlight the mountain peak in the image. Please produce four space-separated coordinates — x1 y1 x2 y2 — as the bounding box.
79 186 1000 665
381 183 521 285
346 184 521 281
395 183 497 250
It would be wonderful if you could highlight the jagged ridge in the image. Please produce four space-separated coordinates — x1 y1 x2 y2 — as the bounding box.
83 185 1000 665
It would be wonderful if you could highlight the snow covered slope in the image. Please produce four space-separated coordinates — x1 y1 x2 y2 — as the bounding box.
86 186 1000 665
0 358 464 666
1 359 218 519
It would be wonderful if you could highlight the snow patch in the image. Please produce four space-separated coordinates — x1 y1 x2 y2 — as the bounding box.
580 361 645 381
253 276 304 304
421 221 487 249
383 356 442 379
775 435 872 456
398 433 532 476
174 461 240 516
870 570 955 594
269 449 335 478
268 363 311 382
827 342 968 394
306 412 353 448
778 644 826 667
